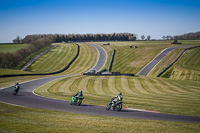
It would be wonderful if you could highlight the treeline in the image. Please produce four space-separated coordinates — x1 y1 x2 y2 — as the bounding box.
0 37 52 69
174 32 200 40
22 33 136 43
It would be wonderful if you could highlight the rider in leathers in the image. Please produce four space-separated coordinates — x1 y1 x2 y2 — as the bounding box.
74 90 83 102
15 81 20 89
112 93 123 106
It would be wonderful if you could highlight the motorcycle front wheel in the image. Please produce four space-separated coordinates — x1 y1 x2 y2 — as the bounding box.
13 90 18 95
106 104 111 110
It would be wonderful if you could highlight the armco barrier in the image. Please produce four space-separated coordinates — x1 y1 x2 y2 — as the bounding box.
0 44 80 77
108 49 115 72
156 45 200 77
83 72 134 76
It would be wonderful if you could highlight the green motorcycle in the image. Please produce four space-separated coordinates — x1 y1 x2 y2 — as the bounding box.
70 96 84 106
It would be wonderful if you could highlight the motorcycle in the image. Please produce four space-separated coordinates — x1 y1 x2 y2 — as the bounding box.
13 84 20 95
106 97 122 111
70 96 84 106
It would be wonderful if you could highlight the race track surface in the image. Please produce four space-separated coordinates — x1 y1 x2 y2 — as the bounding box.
0 44 200 123
137 46 190 76
86 43 107 72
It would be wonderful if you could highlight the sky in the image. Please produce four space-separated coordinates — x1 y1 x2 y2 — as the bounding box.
0 0 200 42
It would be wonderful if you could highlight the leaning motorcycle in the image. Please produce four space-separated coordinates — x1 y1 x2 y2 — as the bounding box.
70 96 84 106
106 97 122 111
13 85 20 95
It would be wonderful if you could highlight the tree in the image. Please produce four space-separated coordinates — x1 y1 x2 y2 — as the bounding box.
141 35 145 40
162 36 166 40
13 36 21 43
147 35 151 41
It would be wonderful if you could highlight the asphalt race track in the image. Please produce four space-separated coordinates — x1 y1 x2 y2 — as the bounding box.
0 44 200 123
137 46 190 76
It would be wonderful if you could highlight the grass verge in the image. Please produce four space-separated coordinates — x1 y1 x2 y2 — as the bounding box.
0 102 199 133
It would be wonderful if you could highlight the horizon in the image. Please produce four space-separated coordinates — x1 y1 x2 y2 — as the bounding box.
0 0 200 43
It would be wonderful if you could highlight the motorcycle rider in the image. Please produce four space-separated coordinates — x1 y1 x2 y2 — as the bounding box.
15 81 20 89
74 90 83 102
112 93 123 106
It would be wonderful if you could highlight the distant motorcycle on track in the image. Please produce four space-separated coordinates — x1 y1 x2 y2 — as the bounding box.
70 96 84 106
13 82 20 95
106 97 122 111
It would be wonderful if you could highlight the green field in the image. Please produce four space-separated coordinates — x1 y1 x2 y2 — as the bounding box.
0 43 27 53
1 40 200 132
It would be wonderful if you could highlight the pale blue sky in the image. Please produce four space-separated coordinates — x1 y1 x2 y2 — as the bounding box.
0 0 200 42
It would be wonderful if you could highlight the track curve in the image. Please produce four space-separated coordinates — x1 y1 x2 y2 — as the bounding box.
0 44 200 123
137 46 191 76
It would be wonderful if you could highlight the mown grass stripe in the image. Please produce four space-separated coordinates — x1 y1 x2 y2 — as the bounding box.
171 80 199 93
59 76 81 93
115 76 128 94
93 77 105 94
121 76 134 94
161 80 188 93
87 76 98 94
139 77 156 94
69 77 83 93
108 76 119 94
152 78 177 94
156 78 181 93
102 78 113 94
144 78 163 94
127 77 141 94
133 78 149 94
78 76 94 93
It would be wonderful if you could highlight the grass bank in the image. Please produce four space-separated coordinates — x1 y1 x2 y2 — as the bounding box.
0 102 199 133
35 75 200 116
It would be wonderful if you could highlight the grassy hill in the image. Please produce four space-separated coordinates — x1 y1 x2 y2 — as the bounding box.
27 43 77 73
149 42 200 82
1 40 200 132
91 40 195 74
165 47 200 81
35 75 200 116
0 43 98 88
93 41 200 81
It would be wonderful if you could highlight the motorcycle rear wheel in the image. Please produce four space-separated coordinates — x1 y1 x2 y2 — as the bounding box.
77 99 82 106
116 104 122 111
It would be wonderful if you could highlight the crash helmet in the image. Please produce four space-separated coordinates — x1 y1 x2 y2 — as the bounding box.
119 92 122 95
16 81 19 85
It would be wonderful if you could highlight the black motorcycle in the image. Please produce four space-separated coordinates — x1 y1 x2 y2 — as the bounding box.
106 97 122 111
13 84 20 95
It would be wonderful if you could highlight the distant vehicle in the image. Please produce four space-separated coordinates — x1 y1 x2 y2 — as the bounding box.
101 72 112 75
103 42 110 45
